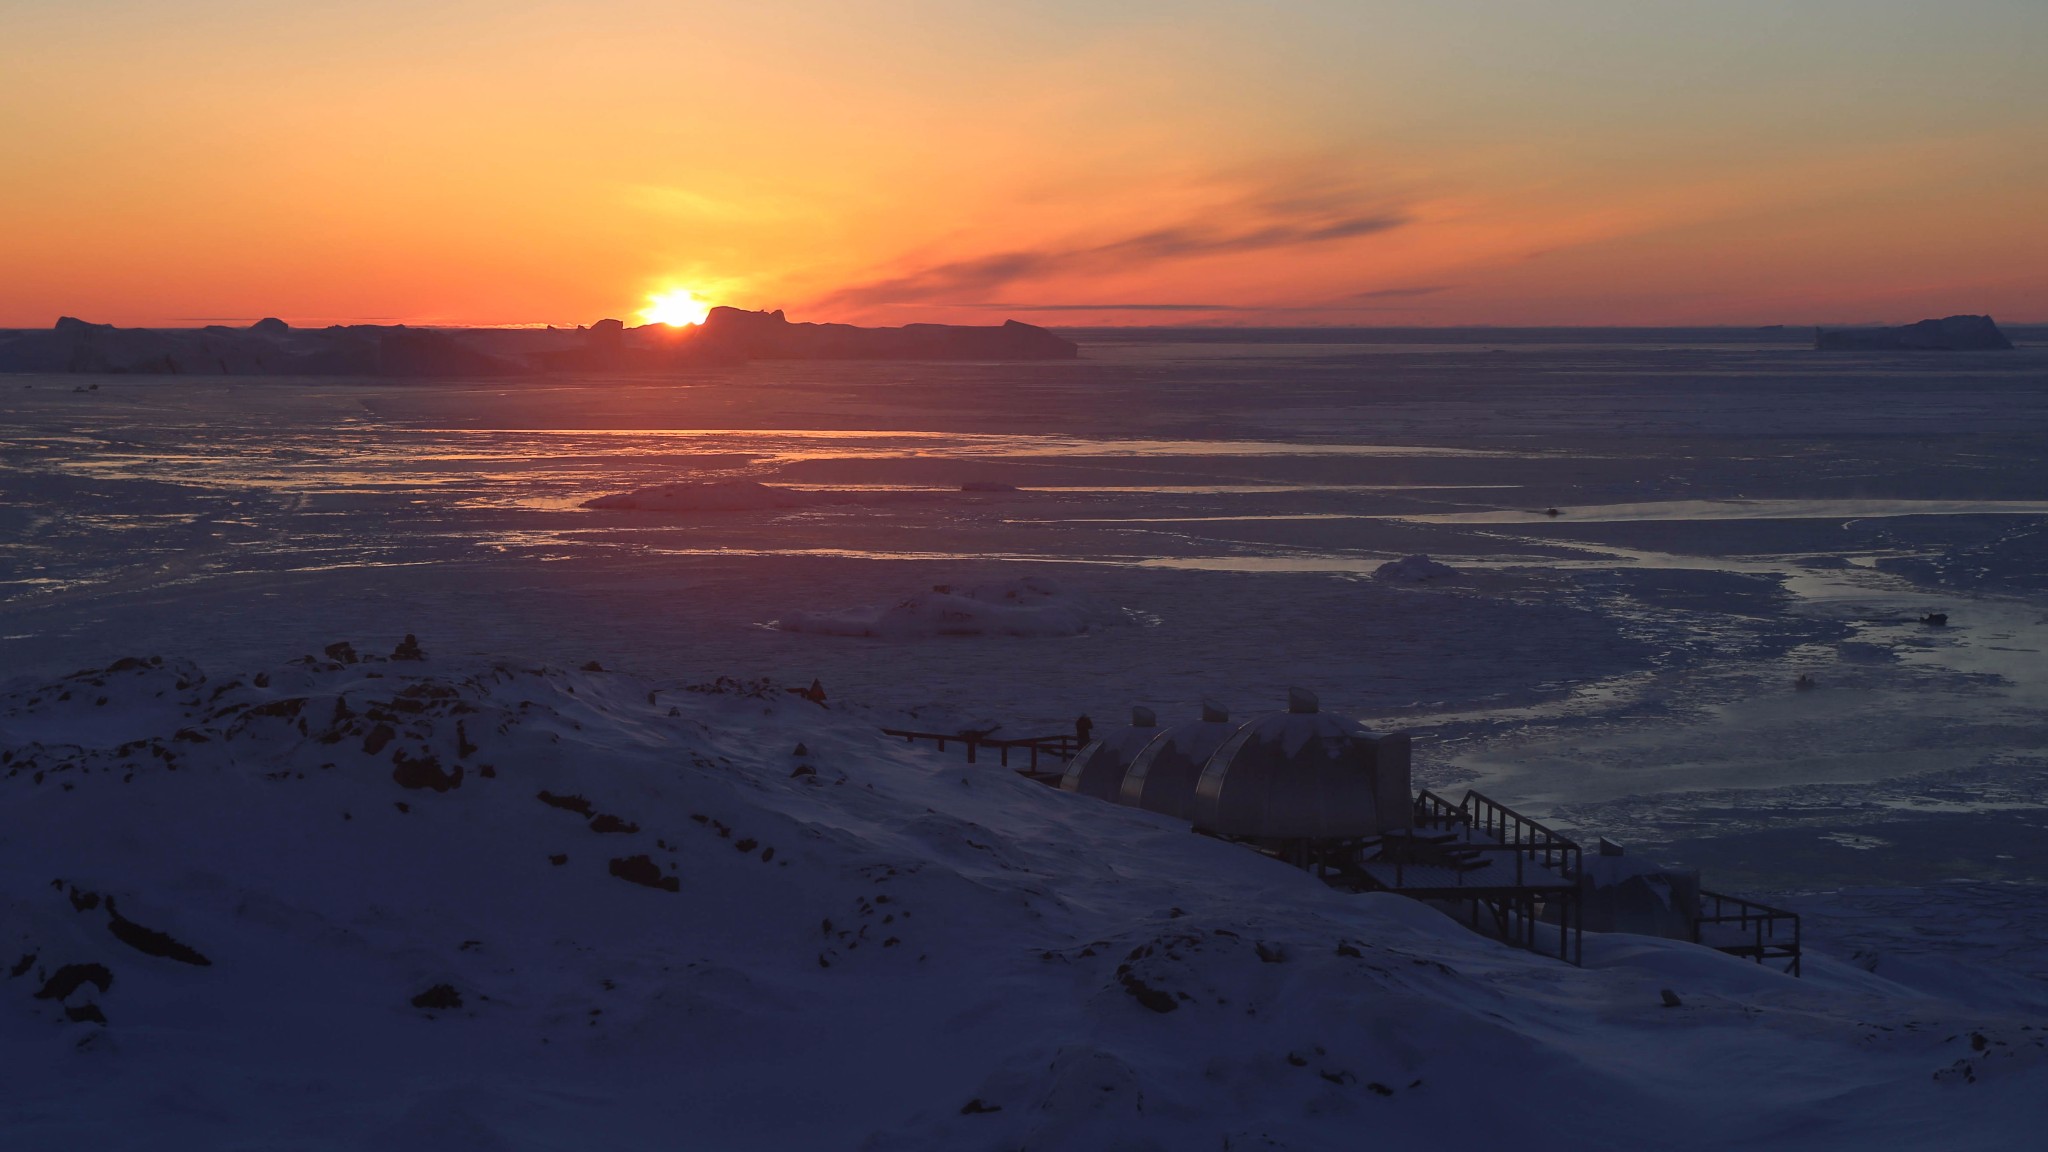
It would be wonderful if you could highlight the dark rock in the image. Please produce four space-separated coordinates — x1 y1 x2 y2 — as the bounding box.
608 854 679 892
1119 972 1178 1013
35 962 113 1001
1816 315 2013 351
362 724 397 755
549 853 568 866
1255 942 1287 964
243 696 305 720
8 953 34 979
324 641 358 664
105 898 211 966
580 661 604 672
391 634 425 660
588 814 639 834
1661 988 1683 1008
391 750 462 792
959 1099 1002 1115
537 790 595 816
411 983 462 1010
64 1002 107 1025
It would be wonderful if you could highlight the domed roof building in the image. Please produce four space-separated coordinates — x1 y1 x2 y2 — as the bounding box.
1060 707 1162 802
1118 701 1244 821
1191 688 1412 840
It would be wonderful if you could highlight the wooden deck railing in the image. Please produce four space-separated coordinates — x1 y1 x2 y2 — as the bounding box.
879 728 1080 772
1695 889 1803 976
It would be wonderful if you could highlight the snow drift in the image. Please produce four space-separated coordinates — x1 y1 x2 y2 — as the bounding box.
771 577 1130 638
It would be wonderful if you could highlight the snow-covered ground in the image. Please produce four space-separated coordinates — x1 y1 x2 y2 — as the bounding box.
3 328 2047 1145
5 650 2044 1149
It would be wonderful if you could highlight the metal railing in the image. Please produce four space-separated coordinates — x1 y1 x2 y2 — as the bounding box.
1387 790 1582 891
879 728 1080 772
1695 889 1802 976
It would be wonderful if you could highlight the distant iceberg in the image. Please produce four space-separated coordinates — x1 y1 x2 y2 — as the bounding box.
1815 315 2013 351
1373 554 1458 583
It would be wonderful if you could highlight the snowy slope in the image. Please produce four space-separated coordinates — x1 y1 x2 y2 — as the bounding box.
3 647 2045 1150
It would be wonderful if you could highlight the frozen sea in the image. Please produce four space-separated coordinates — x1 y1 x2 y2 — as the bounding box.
5 325 2048 979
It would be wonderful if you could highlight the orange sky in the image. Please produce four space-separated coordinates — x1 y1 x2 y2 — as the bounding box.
3 1 2045 327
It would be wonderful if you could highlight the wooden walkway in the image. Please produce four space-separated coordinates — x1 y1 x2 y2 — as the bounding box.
874 727 1798 974
1340 789 1585 966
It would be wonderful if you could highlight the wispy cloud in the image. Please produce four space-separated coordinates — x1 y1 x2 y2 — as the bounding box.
1349 285 1452 299
815 183 1412 310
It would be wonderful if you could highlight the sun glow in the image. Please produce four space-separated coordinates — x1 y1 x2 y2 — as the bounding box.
640 288 713 326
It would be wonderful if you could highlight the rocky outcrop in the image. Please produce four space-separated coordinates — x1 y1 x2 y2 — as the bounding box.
1815 315 2013 351
0 318 522 377
692 307 1078 361
0 306 1080 376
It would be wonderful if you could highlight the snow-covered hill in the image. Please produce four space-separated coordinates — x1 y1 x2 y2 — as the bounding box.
3 646 2043 1150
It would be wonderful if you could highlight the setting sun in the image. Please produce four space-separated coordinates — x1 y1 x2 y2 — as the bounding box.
640 288 713 326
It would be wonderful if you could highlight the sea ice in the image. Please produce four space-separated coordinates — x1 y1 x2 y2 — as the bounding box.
771 577 1129 638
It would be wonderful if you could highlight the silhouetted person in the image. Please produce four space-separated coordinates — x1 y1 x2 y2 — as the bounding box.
1074 713 1093 746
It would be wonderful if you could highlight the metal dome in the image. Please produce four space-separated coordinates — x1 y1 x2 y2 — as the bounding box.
1191 690 1412 840
1060 706 1161 802
1118 702 1244 820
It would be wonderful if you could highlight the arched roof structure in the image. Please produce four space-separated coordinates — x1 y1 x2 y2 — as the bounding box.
1060 707 1161 802
1191 689 1411 840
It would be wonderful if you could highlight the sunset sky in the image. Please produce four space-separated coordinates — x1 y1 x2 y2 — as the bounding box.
4 0 2046 328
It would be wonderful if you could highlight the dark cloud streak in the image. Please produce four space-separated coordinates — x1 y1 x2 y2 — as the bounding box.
818 201 1412 310
953 302 1234 312
1349 285 1452 300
